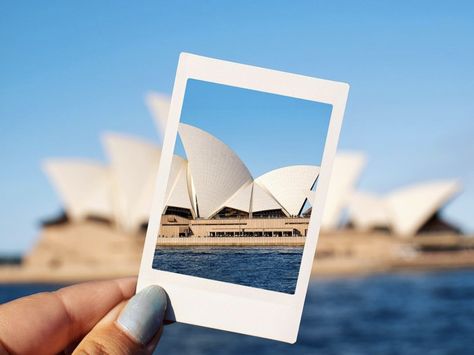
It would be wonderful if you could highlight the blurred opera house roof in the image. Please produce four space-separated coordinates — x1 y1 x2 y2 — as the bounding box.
42 93 462 237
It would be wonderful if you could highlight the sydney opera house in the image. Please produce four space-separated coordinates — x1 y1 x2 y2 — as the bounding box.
43 93 462 239
44 120 320 239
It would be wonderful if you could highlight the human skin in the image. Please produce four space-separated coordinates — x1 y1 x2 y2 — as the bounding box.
0 278 166 355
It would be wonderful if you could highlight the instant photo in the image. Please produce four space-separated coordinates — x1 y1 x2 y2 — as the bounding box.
153 79 332 294
138 53 348 343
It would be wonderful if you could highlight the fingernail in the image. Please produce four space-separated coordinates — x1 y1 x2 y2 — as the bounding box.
117 285 167 345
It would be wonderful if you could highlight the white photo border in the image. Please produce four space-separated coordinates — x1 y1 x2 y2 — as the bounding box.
137 53 349 343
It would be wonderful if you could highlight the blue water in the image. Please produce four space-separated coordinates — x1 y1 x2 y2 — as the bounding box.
153 247 304 294
1 271 474 354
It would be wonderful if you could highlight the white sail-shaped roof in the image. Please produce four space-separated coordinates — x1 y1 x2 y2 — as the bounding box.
165 155 187 200
165 155 194 213
321 152 366 230
102 133 161 231
187 167 198 216
217 182 253 214
43 159 113 221
386 180 461 236
306 190 316 206
348 192 390 231
255 165 320 216
251 182 284 214
146 92 170 142
178 123 253 218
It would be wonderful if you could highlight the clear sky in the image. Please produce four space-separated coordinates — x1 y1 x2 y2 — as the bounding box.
1 1 473 253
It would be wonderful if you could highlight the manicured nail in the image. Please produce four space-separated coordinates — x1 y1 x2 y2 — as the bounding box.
117 285 167 345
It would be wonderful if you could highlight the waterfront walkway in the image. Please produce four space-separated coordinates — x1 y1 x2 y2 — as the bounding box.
156 236 306 247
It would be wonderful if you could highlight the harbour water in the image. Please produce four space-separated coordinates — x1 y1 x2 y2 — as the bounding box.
1 270 473 354
153 246 304 294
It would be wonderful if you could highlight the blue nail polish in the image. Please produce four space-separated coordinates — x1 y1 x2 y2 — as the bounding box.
117 285 167 345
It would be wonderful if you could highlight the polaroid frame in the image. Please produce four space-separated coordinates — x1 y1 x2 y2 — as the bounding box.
137 53 349 343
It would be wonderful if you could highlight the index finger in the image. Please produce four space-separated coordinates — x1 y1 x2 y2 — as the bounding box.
0 277 136 355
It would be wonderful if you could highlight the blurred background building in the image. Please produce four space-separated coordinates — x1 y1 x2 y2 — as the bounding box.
41 94 463 238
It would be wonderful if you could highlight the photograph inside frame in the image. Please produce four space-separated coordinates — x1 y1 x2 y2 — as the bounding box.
152 78 332 294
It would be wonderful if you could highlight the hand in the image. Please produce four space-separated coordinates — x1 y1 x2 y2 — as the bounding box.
0 278 167 354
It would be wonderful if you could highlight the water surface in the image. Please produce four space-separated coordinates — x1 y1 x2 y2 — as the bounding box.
1 270 474 354
153 246 304 294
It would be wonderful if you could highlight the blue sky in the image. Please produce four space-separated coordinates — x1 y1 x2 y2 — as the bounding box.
179 79 332 177
1 1 473 253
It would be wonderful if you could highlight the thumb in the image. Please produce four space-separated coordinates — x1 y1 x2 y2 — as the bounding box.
73 286 167 355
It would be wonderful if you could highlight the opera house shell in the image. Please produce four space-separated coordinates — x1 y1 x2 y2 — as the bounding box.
43 93 462 237
348 180 461 236
45 120 320 235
